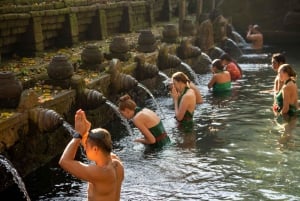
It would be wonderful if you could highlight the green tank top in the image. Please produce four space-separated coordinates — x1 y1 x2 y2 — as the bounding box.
275 79 297 116
213 81 232 92
135 107 170 148
177 86 194 130
149 121 171 148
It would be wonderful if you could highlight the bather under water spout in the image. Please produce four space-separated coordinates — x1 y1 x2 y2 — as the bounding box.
105 100 133 135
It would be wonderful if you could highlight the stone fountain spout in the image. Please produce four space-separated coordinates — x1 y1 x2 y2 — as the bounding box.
134 55 159 81
176 38 212 74
108 59 138 93
176 38 202 60
157 46 182 70
28 108 64 132
82 89 107 110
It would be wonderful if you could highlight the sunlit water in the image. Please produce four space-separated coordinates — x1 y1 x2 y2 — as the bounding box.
2 45 300 201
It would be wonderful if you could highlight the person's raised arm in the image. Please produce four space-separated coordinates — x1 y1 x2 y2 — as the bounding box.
208 75 216 89
74 109 91 149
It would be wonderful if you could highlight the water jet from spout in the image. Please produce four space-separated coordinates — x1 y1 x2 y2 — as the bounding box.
0 154 31 201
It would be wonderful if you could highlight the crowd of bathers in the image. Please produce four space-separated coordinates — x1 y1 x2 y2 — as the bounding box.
57 17 299 199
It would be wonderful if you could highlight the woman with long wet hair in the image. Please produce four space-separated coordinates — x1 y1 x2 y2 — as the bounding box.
119 94 171 148
273 64 298 116
170 72 202 130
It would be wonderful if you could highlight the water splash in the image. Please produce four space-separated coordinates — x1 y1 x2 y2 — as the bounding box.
158 71 170 81
105 100 133 135
0 155 31 201
137 82 166 120
180 62 200 85
62 121 80 138
232 31 247 45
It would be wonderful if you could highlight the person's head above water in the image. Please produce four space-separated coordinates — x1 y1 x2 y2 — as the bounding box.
252 24 261 32
211 59 224 71
272 53 286 71
118 94 136 119
87 128 112 156
172 71 191 84
220 53 233 62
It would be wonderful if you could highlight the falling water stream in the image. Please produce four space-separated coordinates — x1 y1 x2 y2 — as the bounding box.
159 71 170 81
137 82 166 120
180 62 200 85
105 100 133 135
0 155 31 201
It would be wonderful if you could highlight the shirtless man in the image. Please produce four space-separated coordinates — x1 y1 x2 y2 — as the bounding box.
59 109 124 201
246 24 263 50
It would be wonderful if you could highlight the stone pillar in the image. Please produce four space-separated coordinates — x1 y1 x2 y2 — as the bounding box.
196 0 203 19
147 2 154 27
98 9 108 39
68 13 79 44
31 16 44 53
123 4 133 33
179 0 186 35
165 0 172 21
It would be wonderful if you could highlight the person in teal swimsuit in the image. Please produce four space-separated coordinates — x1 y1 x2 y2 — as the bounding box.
208 59 232 92
273 64 298 117
119 94 170 148
170 72 202 130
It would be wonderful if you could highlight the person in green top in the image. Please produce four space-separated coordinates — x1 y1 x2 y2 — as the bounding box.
273 64 298 117
118 94 170 148
208 59 232 92
170 72 203 130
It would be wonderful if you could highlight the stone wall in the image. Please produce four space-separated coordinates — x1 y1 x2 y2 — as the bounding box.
0 0 179 59
218 0 300 44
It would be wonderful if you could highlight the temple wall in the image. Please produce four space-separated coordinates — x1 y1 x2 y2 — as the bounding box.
218 0 300 44
0 0 179 59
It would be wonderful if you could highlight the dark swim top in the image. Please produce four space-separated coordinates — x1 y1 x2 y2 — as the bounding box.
213 81 231 92
177 86 194 130
149 121 171 148
135 107 170 148
275 79 297 116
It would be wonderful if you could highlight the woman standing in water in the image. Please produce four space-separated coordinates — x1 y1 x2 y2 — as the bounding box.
220 53 242 81
59 109 124 201
119 94 171 148
170 72 203 129
208 59 232 92
273 64 298 116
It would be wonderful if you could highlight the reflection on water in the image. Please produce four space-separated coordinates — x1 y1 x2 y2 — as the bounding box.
2 45 300 200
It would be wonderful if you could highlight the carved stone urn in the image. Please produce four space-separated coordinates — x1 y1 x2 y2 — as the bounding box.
47 54 74 80
137 30 157 53
0 71 23 108
162 24 178 43
81 44 104 70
